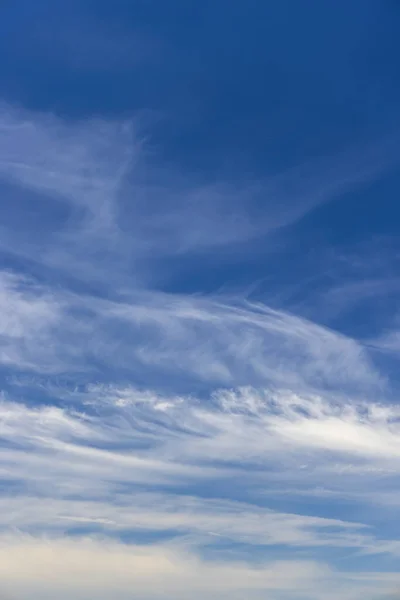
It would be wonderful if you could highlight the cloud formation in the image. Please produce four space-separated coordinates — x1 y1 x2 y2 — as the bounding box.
0 535 364 600
0 103 397 287
0 97 399 600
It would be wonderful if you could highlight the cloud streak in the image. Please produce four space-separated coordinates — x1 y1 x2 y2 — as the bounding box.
0 384 400 598
0 268 381 398
0 103 398 289
1 386 400 550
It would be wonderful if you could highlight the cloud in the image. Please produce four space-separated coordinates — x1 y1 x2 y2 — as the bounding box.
0 103 133 212
0 534 339 600
75 383 400 473
0 271 65 372
370 329 400 355
0 268 381 396
0 102 400 600
1 386 400 557
0 534 398 600
0 492 371 549
0 103 397 289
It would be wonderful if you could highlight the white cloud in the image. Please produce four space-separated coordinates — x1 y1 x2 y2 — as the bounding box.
0 492 371 550
370 328 400 355
0 103 133 212
0 103 397 289
0 535 341 600
0 272 65 372
0 534 398 600
10 534 400 600
100 294 380 391
0 103 400 600
0 387 400 556
0 267 381 394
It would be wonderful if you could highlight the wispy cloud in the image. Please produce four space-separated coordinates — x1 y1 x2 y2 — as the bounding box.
0 101 399 600
0 103 397 289
0 271 65 372
1 386 400 552
0 268 381 395
0 384 400 598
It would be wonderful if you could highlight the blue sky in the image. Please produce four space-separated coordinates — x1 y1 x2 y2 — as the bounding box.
1 1 400 598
